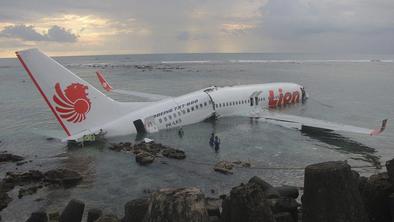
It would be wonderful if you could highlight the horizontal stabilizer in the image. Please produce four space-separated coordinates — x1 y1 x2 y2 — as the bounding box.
96 70 170 101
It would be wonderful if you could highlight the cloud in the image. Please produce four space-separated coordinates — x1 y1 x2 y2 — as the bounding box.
0 24 78 42
0 24 45 41
46 25 78 42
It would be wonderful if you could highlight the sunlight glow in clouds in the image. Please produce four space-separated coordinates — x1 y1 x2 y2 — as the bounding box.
0 0 393 57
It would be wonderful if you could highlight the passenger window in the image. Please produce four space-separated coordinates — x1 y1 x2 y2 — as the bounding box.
204 102 207 106
195 105 198 109
250 98 253 106
200 104 203 108
191 107 194 111
216 104 218 108
187 108 190 113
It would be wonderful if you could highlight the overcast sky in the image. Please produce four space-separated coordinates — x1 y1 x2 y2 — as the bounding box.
0 0 393 57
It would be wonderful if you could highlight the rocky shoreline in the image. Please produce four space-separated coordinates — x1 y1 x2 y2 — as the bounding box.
2 141 394 222
12 158 394 222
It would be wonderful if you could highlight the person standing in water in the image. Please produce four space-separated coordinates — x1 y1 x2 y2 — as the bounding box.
214 136 221 152
178 127 184 138
209 133 215 146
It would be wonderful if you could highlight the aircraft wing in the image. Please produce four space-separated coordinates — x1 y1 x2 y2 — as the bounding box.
252 110 387 136
96 70 171 101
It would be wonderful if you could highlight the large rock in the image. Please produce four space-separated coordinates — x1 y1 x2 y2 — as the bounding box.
302 161 368 222
0 191 11 211
44 169 82 187
26 211 48 222
0 153 24 162
3 170 44 190
248 176 279 199
161 148 186 160
269 197 299 222
135 152 155 166
144 187 209 222
213 161 234 175
87 208 103 222
386 158 394 185
123 198 149 222
221 181 275 222
59 199 85 222
275 185 299 199
359 172 394 222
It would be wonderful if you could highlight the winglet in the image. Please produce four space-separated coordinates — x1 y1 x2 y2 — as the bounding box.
370 119 388 136
96 70 113 92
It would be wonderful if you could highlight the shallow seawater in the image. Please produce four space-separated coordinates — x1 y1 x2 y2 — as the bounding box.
1 53 394 221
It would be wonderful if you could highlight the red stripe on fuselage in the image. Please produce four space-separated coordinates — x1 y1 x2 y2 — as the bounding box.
16 52 71 136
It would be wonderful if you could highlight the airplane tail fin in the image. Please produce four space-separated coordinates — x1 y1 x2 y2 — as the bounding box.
96 70 113 92
16 48 131 138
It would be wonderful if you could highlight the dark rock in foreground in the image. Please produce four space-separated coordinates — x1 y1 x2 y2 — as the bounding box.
145 187 209 222
302 161 368 222
359 172 394 222
59 199 85 222
275 185 299 199
123 198 149 222
88 208 103 222
221 179 275 222
0 153 24 162
0 191 11 211
386 159 394 185
44 169 82 187
26 211 48 222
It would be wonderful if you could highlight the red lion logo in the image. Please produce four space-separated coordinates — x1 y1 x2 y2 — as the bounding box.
53 82 91 123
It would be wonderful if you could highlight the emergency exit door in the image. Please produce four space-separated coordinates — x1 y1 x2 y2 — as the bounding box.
133 119 147 134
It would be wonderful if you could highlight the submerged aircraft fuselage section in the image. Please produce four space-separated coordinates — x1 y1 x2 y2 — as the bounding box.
101 82 304 137
18 49 385 141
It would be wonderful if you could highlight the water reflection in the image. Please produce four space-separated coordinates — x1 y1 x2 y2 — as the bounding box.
301 126 381 168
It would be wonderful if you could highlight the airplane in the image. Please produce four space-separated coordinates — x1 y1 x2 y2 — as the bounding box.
15 48 388 142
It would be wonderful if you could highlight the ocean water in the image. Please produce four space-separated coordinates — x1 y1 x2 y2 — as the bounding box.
1 53 394 220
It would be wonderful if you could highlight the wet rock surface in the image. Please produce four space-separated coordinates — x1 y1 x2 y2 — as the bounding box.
0 153 24 162
213 160 251 175
59 199 85 222
221 179 275 222
0 191 11 211
25 211 48 222
145 187 209 222
302 161 368 222
110 141 186 165
44 169 83 187
123 198 149 222
360 172 394 222
87 208 103 222
0 168 82 212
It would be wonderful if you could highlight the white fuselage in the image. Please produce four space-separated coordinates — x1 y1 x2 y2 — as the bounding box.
101 82 304 137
